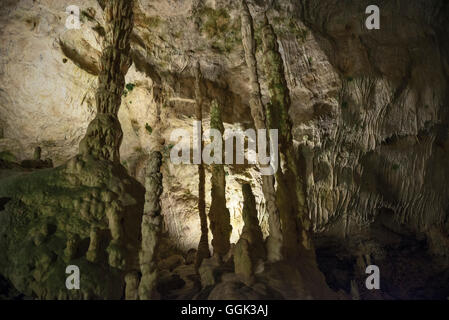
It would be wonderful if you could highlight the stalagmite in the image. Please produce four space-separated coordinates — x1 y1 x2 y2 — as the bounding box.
194 61 211 270
81 0 138 271
138 151 163 300
208 100 232 260
0 0 447 300
0 0 144 299
86 227 101 263
234 183 266 281
240 0 283 262
33 146 41 160
240 184 266 261
261 13 311 259
125 272 140 300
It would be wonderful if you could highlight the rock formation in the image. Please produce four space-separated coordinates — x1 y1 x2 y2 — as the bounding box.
138 151 163 300
194 61 211 270
208 100 232 260
240 0 283 262
234 183 266 282
0 0 144 299
0 0 448 300
261 12 310 260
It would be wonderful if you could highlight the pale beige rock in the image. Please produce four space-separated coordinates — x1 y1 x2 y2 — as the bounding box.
0 0 447 258
139 151 163 300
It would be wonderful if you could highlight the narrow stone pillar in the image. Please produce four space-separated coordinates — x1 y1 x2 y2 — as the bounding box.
138 151 163 300
77 0 136 272
234 183 266 281
194 61 211 270
240 0 282 262
261 13 312 260
208 100 232 260
79 0 134 163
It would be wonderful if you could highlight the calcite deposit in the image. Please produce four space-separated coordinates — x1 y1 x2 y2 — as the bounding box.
0 0 448 300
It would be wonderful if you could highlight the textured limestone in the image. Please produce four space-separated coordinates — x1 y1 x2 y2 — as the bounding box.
194 61 211 270
261 13 310 260
125 271 139 300
0 0 144 299
208 100 232 260
240 0 282 263
2 1 447 245
0 0 448 299
79 0 134 163
0 156 144 299
138 151 163 300
290 1 449 254
234 183 266 282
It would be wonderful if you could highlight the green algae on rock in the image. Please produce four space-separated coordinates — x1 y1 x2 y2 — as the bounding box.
0 0 142 299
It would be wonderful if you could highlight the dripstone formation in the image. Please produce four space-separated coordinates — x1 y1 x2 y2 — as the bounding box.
0 0 143 299
0 0 448 300
208 100 232 261
138 151 163 300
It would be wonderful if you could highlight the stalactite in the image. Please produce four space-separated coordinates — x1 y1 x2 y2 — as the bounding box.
261 13 312 259
239 0 283 262
208 100 232 260
194 61 211 270
79 0 134 163
240 0 266 132
82 0 136 272
138 151 163 300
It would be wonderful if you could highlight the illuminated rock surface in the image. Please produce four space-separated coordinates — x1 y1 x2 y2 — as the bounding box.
0 0 448 299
